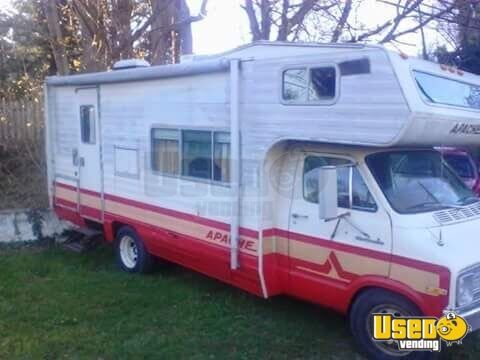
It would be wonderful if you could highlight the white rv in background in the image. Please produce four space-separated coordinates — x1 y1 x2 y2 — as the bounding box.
45 42 480 358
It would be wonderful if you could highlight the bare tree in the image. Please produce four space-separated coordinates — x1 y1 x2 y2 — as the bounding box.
41 0 70 75
374 0 456 44
150 0 209 65
242 0 338 41
242 0 457 46
435 1 480 73
42 0 210 74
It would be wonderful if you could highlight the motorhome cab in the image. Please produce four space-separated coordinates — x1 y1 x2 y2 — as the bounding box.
45 42 480 359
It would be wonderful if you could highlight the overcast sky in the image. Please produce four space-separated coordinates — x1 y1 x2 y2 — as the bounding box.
0 0 447 57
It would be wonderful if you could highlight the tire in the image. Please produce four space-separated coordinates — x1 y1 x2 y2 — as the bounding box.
349 289 431 360
115 226 154 274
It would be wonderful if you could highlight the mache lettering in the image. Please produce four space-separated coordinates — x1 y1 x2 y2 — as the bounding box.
450 123 480 135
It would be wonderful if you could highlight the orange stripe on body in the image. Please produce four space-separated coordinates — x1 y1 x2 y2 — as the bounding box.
105 199 258 255
390 263 441 296
55 185 258 256
264 233 444 296
54 183 446 297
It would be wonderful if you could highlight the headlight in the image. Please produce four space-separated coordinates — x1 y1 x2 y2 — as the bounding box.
457 272 476 307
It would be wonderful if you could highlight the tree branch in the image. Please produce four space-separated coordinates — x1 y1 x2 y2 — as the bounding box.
331 0 352 42
243 0 262 40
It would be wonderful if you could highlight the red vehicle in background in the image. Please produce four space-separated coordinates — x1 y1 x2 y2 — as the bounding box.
437 147 480 196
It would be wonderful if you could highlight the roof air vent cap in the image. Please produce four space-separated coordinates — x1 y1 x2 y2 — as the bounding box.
113 59 151 70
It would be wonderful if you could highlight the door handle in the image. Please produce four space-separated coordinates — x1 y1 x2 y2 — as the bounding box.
355 236 384 245
72 148 79 166
292 213 309 219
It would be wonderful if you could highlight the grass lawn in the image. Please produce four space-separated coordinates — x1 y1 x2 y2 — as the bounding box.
0 244 479 359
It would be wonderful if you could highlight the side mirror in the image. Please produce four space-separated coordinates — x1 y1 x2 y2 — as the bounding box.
318 166 338 220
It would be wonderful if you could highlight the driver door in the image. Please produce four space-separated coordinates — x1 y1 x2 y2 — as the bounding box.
287 153 392 298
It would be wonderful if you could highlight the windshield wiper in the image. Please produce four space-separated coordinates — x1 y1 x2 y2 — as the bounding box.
415 181 464 211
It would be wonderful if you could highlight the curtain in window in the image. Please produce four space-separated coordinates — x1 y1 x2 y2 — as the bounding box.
214 132 230 182
152 129 180 175
153 140 179 175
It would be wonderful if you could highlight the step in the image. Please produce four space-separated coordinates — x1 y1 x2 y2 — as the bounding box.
74 227 103 238
63 241 86 253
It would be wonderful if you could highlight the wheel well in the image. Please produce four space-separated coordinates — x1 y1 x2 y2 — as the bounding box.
111 221 130 239
347 286 422 317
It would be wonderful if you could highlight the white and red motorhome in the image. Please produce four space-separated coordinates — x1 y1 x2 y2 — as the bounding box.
45 42 480 358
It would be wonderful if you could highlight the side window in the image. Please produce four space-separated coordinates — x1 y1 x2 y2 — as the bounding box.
303 156 350 203
214 132 230 182
182 130 212 180
283 69 308 101
151 128 231 183
350 168 377 211
303 156 377 211
282 66 337 103
80 105 95 144
151 129 180 175
309 67 336 100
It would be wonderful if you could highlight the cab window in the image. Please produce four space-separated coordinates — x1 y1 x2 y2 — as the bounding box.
303 156 377 211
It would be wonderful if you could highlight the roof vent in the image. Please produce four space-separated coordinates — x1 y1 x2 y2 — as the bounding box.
113 59 151 70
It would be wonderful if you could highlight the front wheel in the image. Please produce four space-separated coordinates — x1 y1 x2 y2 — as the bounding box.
349 289 430 360
115 226 154 273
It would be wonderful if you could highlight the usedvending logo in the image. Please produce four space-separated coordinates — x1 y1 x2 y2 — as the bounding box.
372 311 471 352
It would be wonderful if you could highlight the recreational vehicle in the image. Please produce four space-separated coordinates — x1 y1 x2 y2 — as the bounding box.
45 42 480 359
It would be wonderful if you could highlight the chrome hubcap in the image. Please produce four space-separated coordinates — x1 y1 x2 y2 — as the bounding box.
120 235 138 269
367 305 412 357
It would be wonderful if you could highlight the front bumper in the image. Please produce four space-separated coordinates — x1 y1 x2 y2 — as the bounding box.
458 306 480 331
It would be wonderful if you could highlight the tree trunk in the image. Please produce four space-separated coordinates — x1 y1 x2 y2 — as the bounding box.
150 0 176 65
41 0 70 75
178 0 193 56
111 0 136 60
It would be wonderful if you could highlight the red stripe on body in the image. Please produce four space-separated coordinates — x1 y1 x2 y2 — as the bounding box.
55 181 258 237
54 181 450 316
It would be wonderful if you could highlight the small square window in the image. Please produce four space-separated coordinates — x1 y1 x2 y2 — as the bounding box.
309 67 336 100
283 69 308 101
282 66 337 103
80 105 96 144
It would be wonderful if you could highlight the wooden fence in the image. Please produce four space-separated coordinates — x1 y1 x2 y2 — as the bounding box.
0 98 44 148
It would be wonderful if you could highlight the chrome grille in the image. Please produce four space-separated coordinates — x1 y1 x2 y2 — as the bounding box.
433 202 480 225
472 273 480 303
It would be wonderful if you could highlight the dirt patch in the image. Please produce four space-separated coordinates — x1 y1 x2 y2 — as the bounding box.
0 139 48 210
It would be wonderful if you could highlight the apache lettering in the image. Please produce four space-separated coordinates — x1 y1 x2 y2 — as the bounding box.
450 123 480 135
205 230 256 251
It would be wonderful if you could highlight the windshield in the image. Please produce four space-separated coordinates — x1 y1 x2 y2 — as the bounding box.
443 153 475 179
366 150 478 214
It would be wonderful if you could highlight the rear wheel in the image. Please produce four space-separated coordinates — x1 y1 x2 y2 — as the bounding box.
349 289 430 360
115 227 154 273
